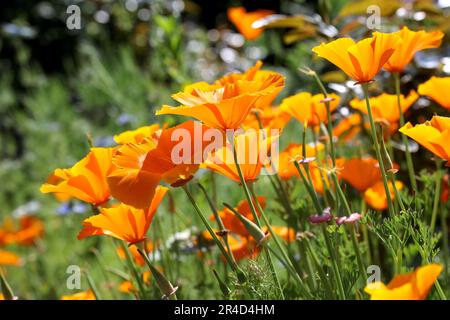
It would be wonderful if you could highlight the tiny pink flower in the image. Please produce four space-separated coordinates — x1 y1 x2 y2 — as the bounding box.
309 207 333 224
336 213 362 226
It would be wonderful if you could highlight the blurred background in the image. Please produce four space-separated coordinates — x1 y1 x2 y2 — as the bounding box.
1 0 450 298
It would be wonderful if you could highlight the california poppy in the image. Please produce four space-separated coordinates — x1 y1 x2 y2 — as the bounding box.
312 32 400 83
277 142 324 180
418 77 450 110
227 7 274 40
107 139 160 209
0 250 20 266
211 197 266 237
280 92 340 127
384 27 443 73
399 116 450 165
203 129 277 182
333 113 364 141
108 121 210 208
60 290 96 300
78 186 168 244
350 91 418 133
114 124 161 145
9 216 44 246
364 264 442 300
216 61 285 109
337 157 382 192
0 216 44 246
337 157 402 210
156 62 284 130
364 180 403 211
40 148 115 206
242 105 291 132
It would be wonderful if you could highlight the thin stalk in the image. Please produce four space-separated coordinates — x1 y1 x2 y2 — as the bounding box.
119 241 146 299
321 224 346 299
394 72 418 205
248 183 310 293
360 199 372 265
435 280 447 300
229 142 283 297
349 225 366 279
362 83 395 217
440 203 449 285
431 160 443 233
197 182 236 266
303 239 335 299
294 161 322 214
182 185 242 277
84 269 102 300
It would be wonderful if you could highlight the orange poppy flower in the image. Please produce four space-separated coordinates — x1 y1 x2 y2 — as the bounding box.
216 61 285 109
399 116 450 165
10 216 44 246
337 157 402 210
60 290 96 300
337 157 382 192
242 106 291 132
277 143 324 180
78 186 168 244
280 92 340 127
156 62 284 130
44 172 72 202
114 124 161 145
40 148 115 206
364 180 404 211
108 121 210 208
333 113 363 141
0 250 20 266
312 32 400 83
227 7 274 40
203 129 277 182
350 91 418 133
364 264 442 300
211 197 266 237
418 77 450 110
0 216 44 246
384 27 443 73
107 139 160 209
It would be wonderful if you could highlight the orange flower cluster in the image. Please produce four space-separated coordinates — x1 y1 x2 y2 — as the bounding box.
0 216 44 267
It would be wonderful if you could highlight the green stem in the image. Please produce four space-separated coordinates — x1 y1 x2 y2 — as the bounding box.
362 83 395 217
394 72 418 206
431 160 443 233
84 269 102 300
182 185 242 278
248 183 310 294
119 241 146 299
197 182 236 266
294 161 322 214
303 239 335 299
440 203 449 285
349 225 366 279
321 225 346 299
229 141 283 297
